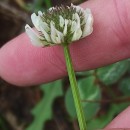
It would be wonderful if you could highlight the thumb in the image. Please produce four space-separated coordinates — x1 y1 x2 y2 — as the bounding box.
105 106 130 129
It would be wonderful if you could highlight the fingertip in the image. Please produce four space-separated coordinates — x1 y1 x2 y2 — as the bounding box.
0 33 66 86
105 106 130 129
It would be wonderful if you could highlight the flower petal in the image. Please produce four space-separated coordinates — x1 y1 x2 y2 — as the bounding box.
59 15 64 28
73 13 80 27
49 7 55 11
56 30 64 43
71 21 77 33
39 25 51 42
63 19 69 36
71 3 84 12
40 22 50 32
31 13 42 31
38 11 43 16
82 25 93 38
82 9 93 37
72 27 82 41
50 21 57 43
25 24 46 47
71 13 82 41
50 21 64 44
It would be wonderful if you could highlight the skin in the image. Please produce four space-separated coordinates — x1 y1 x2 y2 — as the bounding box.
0 0 130 129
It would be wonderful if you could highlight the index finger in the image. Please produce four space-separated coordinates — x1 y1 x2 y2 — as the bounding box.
0 0 130 86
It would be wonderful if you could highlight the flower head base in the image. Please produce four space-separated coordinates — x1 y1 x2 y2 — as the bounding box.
25 4 93 47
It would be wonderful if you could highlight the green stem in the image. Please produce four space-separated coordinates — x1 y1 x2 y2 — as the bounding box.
63 45 87 130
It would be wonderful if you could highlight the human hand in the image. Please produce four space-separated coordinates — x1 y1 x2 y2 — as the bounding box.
105 106 130 129
0 0 130 86
0 0 130 128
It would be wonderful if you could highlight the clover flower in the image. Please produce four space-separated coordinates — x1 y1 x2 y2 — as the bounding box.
25 4 94 130
25 4 93 47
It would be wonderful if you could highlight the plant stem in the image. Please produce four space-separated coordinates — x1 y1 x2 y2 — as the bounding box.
63 45 87 130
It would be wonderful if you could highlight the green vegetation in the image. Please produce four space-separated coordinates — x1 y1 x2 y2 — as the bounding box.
26 59 130 130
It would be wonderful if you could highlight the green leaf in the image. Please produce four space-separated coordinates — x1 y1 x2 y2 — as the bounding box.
111 103 129 114
76 70 94 77
127 59 130 73
119 78 130 96
25 0 52 12
97 60 129 85
87 107 114 130
0 116 8 130
65 76 101 121
87 103 129 130
26 80 63 130
44 0 52 8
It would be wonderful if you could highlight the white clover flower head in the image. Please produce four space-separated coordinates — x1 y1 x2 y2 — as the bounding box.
25 4 93 47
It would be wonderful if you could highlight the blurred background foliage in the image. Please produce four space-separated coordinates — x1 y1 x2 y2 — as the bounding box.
0 0 130 130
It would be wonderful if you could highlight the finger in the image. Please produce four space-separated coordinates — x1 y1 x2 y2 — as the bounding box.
105 106 130 129
0 0 130 86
